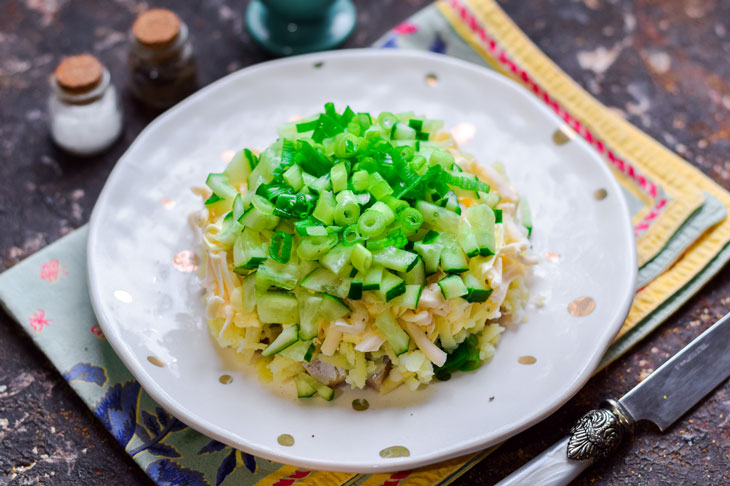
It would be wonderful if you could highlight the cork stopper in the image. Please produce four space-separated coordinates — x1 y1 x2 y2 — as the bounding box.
132 9 181 48
54 54 104 92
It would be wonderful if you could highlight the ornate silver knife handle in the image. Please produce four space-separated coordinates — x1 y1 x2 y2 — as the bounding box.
495 400 634 486
566 399 633 461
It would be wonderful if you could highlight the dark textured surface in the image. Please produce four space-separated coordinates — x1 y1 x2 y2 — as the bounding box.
0 0 728 485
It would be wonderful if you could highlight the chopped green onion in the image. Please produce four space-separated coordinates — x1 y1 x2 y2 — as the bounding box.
408 119 423 131
269 231 293 263
370 201 395 225
243 148 258 169
334 133 359 159
398 145 414 161
341 224 364 246
382 195 410 214
429 150 454 169
296 118 319 133
334 191 361 226
377 112 398 131
351 169 370 192
398 207 424 232
297 234 338 260
295 140 333 177
205 193 223 205
358 210 386 238
368 172 393 200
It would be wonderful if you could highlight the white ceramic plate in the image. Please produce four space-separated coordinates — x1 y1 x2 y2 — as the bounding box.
87 50 636 473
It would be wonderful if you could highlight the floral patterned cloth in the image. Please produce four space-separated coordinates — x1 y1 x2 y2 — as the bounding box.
2 1 730 485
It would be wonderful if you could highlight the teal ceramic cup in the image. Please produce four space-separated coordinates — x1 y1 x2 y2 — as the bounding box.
246 0 356 56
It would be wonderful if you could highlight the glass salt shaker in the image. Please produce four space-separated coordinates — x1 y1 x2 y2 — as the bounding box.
48 54 123 156
128 8 198 109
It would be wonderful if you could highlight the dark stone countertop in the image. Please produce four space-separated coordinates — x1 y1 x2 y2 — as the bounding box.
1 1 728 484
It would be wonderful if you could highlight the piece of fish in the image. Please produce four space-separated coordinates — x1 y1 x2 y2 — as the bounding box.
302 360 346 387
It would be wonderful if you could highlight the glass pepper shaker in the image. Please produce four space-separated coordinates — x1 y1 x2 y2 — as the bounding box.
48 54 123 156
128 8 198 109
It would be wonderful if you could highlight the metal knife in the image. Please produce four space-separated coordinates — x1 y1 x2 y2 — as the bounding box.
495 311 730 486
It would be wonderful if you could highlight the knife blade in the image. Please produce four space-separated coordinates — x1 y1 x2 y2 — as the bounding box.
618 310 730 431
495 311 730 486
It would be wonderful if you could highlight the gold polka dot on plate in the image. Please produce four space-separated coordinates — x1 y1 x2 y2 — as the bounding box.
568 296 596 316
220 149 235 163
450 122 476 145
113 290 133 303
425 73 438 86
172 250 199 273
552 126 575 146
594 188 608 200
545 251 560 262
147 356 165 367
277 434 295 447
219 374 233 384
352 398 369 411
518 355 537 365
379 446 410 458
161 198 176 209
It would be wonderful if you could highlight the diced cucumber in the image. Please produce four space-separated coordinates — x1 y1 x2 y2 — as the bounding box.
255 260 298 291
416 200 460 232
439 242 468 274
402 256 425 285
375 312 410 356
298 373 335 401
320 243 353 276
467 205 496 256
241 272 257 313
283 163 304 191
480 191 501 208
363 265 383 291
216 211 243 248
319 293 351 321
298 294 323 340
462 273 493 303
300 267 350 299
413 238 443 275
313 190 336 225
457 218 480 257
519 197 532 237
239 196 280 231
438 275 468 300
261 324 299 357
391 284 422 310
391 121 417 140
316 383 334 400
294 373 317 398
372 247 419 273
224 149 253 187
348 272 363 300
232 193 246 221
206 173 238 200
380 270 406 302
233 229 267 272
256 292 299 325
279 339 314 362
